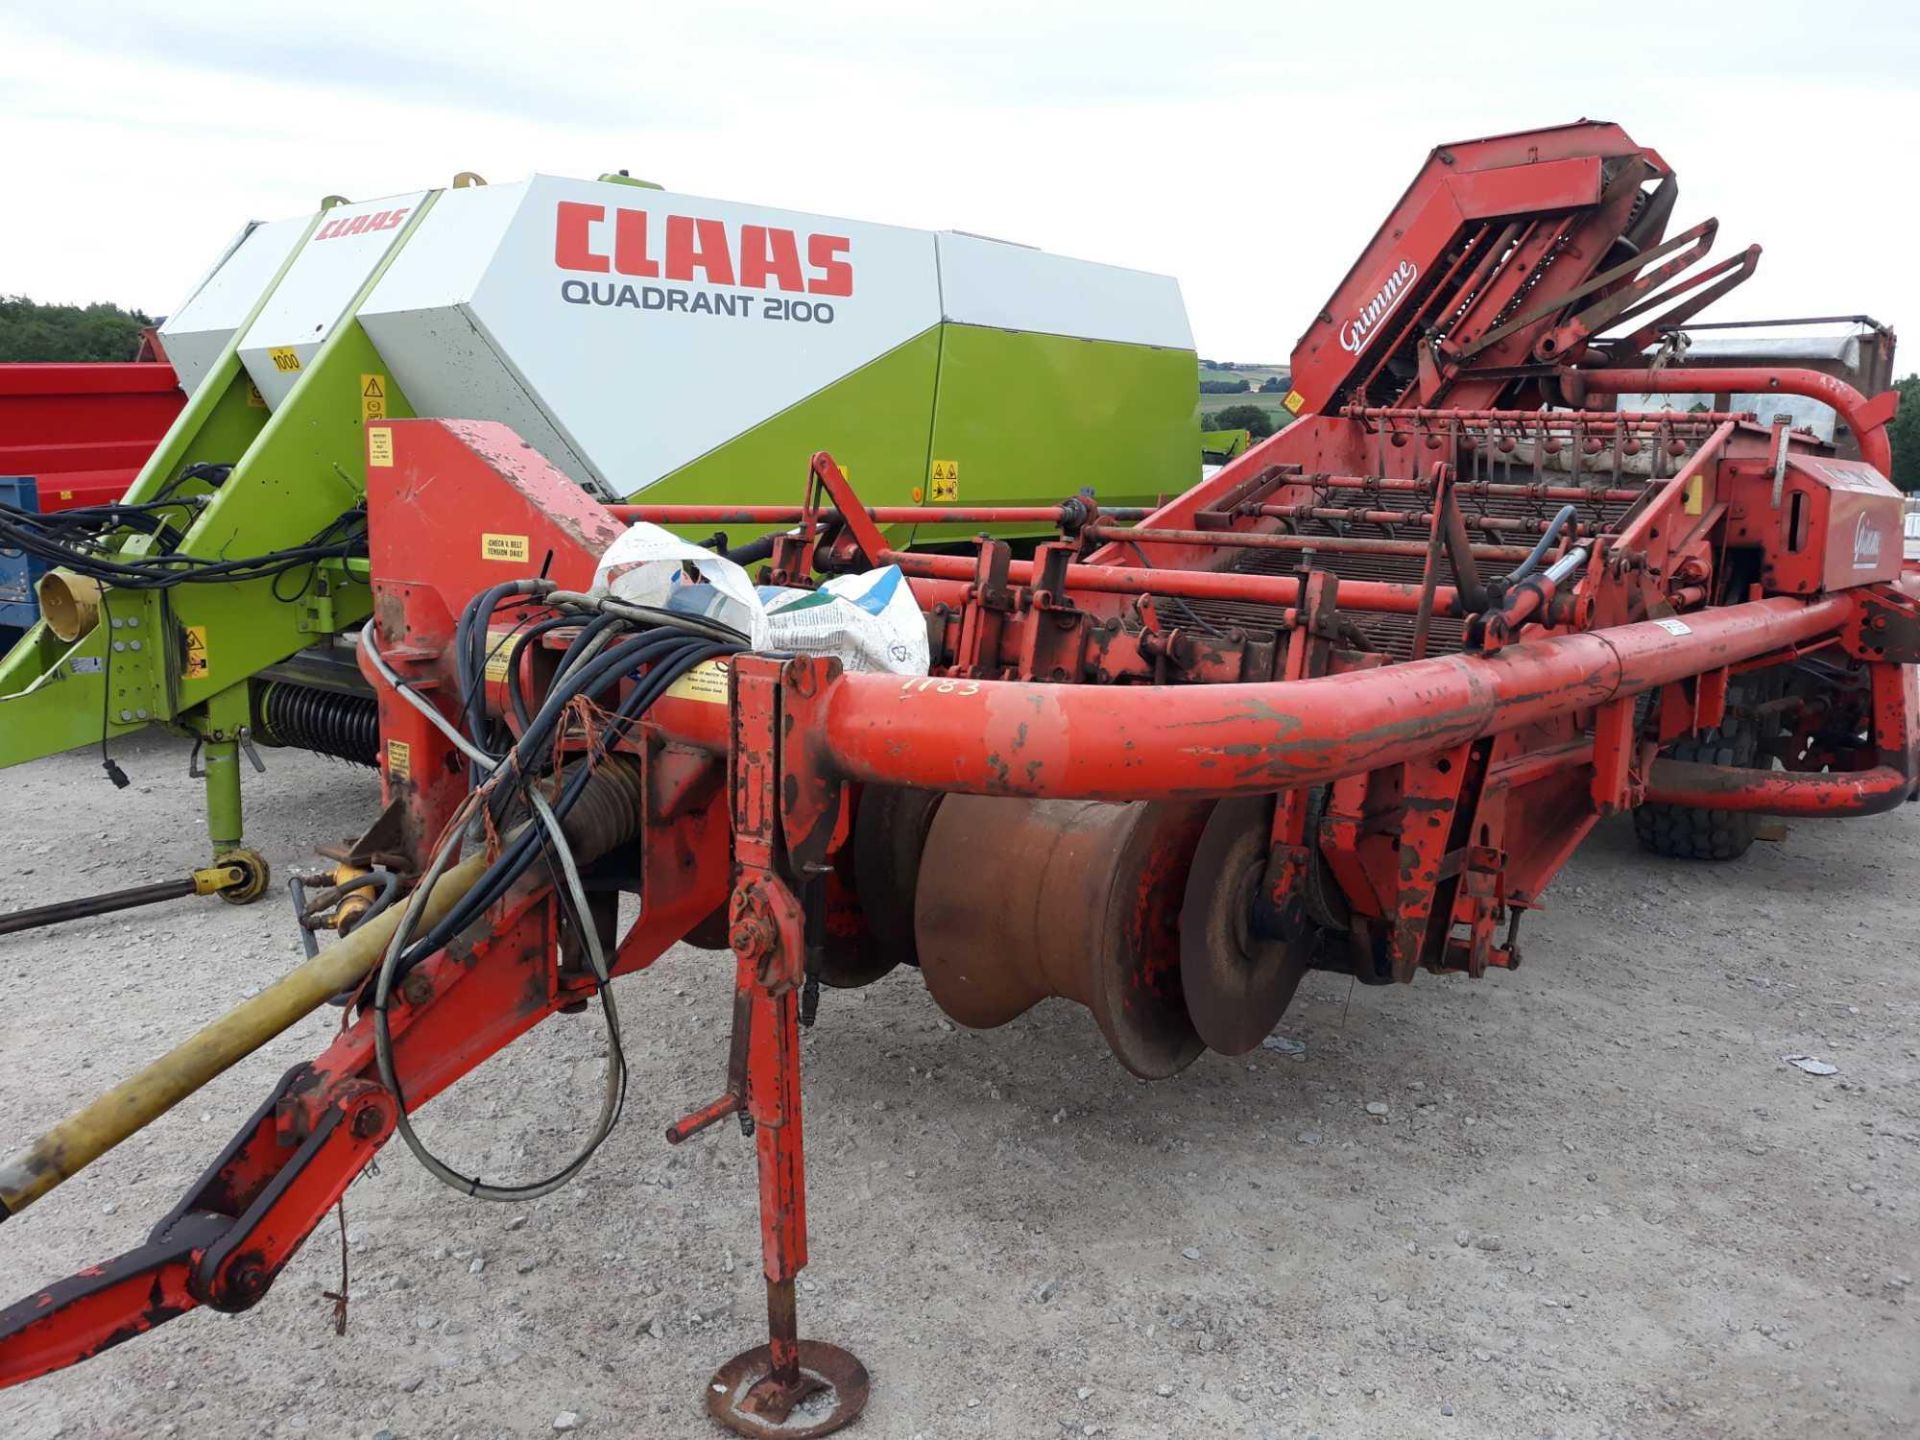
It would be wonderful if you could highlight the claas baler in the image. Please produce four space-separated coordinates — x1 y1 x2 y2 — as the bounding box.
0 120 1911 1437
0 171 1197 906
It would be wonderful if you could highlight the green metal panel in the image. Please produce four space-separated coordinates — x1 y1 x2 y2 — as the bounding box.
640 322 1197 545
0 202 429 776
0 209 323 765
164 319 413 714
1201 428 1252 462
640 326 942 527
0 181 1203 854
923 324 1198 522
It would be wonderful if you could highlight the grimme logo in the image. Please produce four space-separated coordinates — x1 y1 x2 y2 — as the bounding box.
1338 258 1419 355
1852 512 1885 570
554 202 850 324
314 208 411 241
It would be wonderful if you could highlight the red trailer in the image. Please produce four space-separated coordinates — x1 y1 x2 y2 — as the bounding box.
0 336 184 513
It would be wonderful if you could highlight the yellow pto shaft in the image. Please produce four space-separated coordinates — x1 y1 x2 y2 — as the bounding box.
0 851 489 1220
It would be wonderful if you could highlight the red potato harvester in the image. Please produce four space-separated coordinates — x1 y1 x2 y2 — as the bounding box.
0 120 1912 1437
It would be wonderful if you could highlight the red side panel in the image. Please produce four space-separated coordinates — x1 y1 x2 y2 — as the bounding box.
0 362 184 511
1286 120 1657 417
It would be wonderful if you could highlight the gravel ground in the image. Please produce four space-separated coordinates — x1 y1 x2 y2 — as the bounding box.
0 732 1915 1440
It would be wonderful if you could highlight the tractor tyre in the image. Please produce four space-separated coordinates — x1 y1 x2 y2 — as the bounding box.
1632 721 1765 862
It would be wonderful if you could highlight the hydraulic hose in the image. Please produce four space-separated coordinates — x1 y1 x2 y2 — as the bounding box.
0 753 654 1221
1503 504 1578 584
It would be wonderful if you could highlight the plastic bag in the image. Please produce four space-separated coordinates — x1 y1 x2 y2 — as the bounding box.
591 523 771 649
592 523 928 675
764 566 929 674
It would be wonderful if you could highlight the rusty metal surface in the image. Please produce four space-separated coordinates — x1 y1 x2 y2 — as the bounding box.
915 796 1208 1078
1178 796 1312 1054
706 1339 870 1439
822 597 1854 803
6 119 1917 1432
847 785 942 973
1644 758 1913 816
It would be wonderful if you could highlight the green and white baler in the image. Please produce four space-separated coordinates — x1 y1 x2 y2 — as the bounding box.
0 172 1200 876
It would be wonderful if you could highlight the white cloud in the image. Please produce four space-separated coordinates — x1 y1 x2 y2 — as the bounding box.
2 0 1914 361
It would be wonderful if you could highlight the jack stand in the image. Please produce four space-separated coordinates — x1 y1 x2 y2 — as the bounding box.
698 933 869 1439
188 688 271 902
695 656 868 1438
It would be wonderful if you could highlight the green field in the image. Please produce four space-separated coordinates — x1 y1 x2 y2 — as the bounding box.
1195 360 1291 428
1195 394 1296 426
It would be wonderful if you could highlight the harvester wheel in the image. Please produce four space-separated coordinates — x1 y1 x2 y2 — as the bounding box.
1178 796 1313 1054
1632 722 1765 861
212 848 272 905
915 796 1209 1079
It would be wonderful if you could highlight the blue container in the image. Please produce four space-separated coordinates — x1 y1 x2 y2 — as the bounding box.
0 476 47 633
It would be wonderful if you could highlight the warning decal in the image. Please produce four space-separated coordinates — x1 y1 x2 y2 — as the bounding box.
183 625 210 680
666 658 731 705
368 427 393 467
929 458 959 503
1282 389 1306 415
481 533 531 563
483 630 518 684
360 373 388 421
386 738 412 781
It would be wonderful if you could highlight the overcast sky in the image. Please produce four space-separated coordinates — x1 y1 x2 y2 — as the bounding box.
2 2 1915 360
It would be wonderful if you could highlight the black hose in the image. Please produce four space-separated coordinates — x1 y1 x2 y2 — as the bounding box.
455 582 534 760
722 532 781 567
0 501 364 590
1503 505 1578 584
503 616 578 731
395 634 734 978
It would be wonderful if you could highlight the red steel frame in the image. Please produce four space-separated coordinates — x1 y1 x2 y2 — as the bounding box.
0 121 1912 1434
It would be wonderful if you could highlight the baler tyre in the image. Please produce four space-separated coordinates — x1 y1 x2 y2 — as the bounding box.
1632 725 1763 862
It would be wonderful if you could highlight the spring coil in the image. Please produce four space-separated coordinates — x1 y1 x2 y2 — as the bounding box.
256 682 379 767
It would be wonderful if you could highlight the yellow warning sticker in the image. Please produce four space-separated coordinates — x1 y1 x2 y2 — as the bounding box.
1683 473 1705 516
385 738 411 781
666 658 731 705
483 629 518 684
367 427 393 468
481 533 531 563
58 489 73 501
244 378 267 409
360 373 388 422
183 625 210 680
1282 389 1306 415
268 346 302 374
929 458 959 503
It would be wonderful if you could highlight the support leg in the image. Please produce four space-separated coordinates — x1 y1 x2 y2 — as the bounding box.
703 923 868 1439
704 654 868 1438
203 734 243 854
194 690 270 903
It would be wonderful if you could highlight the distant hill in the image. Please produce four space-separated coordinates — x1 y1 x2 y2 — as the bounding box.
1195 359 1292 425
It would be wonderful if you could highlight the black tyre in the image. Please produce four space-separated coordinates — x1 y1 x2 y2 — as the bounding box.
1632 723 1763 861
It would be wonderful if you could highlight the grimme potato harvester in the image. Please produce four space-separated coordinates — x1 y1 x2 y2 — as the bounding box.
0 121 1912 1436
